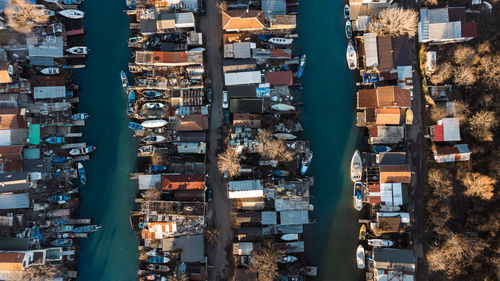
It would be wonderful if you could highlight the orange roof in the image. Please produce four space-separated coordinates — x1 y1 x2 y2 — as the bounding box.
177 115 209 131
379 165 411 183
161 174 205 190
377 86 412 108
222 10 265 31
141 222 177 239
0 63 11 84
0 109 28 130
152 51 187 64
0 252 25 271
375 108 401 125
269 49 292 58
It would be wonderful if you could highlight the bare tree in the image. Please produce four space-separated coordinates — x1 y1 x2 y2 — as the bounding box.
453 101 470 124
453 45 479 66
468 110 498 142
478 54 500 89
5 0 49 34
205 227 218 244
247 241 285 281
369 8 418 37
461 172 495 200
258 130 294 161
217 147 240 178
430 62 453 85
143 189 162 201
453 66 477 86
427 167 453 199
429 105 447 122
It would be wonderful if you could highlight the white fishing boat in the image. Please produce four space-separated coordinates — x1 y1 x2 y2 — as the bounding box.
367 239 394 247
353 182 363 211
280 256 298 263
350 150 362 182
346 41 358 70
142 135 166 143
271 103 295 111
268 37 294 45
356 245 365 269
141 119 168 128
66 46 88 55
128 36 144 45
274 133 297 140
143 102 165 110
40 67 60 75
58 9 85 19
69 145 96 156
121 71 128 89
281 234 299 241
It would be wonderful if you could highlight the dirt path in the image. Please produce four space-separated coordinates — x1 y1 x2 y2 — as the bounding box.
199 1 234 280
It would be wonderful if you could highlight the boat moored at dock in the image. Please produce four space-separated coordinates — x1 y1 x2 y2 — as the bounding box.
50 239 73 247
40 67 60 75
121 71 129 89
58 9 85 19
127 90 136 115
344 4 350 19
346 41 358 70
350 150 362 182
345 19 352 39
367 239 394 247
271 103 295 111
129 122 145 131
77 162 86 185
353 182 364 211
142 135 166 143
71 113 89 120
297 54 306 79
268 37 294 45
72 225 101 233
141 119 168 128
45 136 66 144
69 145 96 156
147 256 170 264
66 46 88 55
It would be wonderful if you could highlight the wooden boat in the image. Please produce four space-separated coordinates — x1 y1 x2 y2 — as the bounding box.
127 90 135 115
353 182 364 211
147 256 170 264
297 54 306 79
281 234 299 241
142 135 166 143
406 108 413 125
58 9 85 19
344 4 350 19
274 133 296 140
72 225 101 233
345 19 353 39
281 256 298 263
45 136 65 144
69 145 96 156
367 239 394 247
50 239 72 247
346 41 358 70
359 224 367 240
66 46 88 55
129 122 145 131
147 264 170 272
141 119 168 128
268 38 293 45
121 71 128 89
77 162 86 185
271 103 295 111
71 113 89 121
373 146 391 153
300 150 313 175
350 150 362 182
356 245 365 269
40 67 59 75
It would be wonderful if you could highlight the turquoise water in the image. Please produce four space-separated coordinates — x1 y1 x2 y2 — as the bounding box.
298 1 364 280
74 0 139 280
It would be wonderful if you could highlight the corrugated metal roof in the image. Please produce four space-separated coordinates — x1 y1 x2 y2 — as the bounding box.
261 211 277 225
429 22 461 41
228 180 263 191
224 71 262 86
280 210 309 225
233 42 254 59
175 12 195 28
442 118 460 141
33 86 66 100
364 33 378 67
0 193 29 210
27 36 63 58
138 174 161 190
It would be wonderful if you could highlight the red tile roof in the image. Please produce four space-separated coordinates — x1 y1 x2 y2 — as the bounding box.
161 174 205 190
222 10 266 31
433 125 444 142
152 51 187 64
265 71 293 85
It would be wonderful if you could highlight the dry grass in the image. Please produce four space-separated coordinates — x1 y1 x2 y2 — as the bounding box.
468 110 498 142
369 8 418 37
258 130 294 161
217 147 240 178
5 0 49 34
247 240 285 281
461 172 495 200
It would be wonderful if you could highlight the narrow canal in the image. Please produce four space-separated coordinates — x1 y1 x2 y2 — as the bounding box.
299 1 364 280
74 1 139 280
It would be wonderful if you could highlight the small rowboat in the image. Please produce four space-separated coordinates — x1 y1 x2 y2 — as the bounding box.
345 19 353 39
45 136 65 144
72 225 101 233
58 9 85 19
129 122 145 131
359 224 367 240
373 146 391 153
69 145 96 156
356 245 365 269
344 4 350 19
77 162 86 185
367 239 394 247
40 67 59 75
71 113 89 121
66 46 88 55
50 239 72 247
151 165 167 172
142 135 166 143
147 256 170 264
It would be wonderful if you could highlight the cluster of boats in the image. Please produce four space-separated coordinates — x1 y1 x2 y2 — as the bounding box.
344 5 358 71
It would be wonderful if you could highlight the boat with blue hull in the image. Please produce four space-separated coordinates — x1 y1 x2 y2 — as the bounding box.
297 54 306 79
353 182 364 211
52 157 68 163
69 145 96 156
344 4 350 19
51 239 73 247
45 136 66 144
121 71 129 89
345 19 353 39
72 225 101 233
373 146 391 153
143 91 162 98
147 256 170 264
300 150 313 175
151 165 167 172
71 113 89 121
129 122 145 131
127 90 135 115
77 162 87 185
50 195 69 204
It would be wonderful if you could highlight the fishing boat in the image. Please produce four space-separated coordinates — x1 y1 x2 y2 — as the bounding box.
44 136 65 144
359 224 367 240
344 4 350 19
147 264 170 272
66 46 88 55
346 41 358 70
151 165 167 172
406 108 413 125
50 239 72 247
143 91 162 98
141 119 168 128
72 225 101 233
281 234 299 241
350 150 362 182
120 71 129 89
69 145 96 156
353 182 364 211
50 195 69 204
268 37 293 45
52 157 68 163
77 162 86 185
373 146 391 153
40 67 59 75
127 90 136 115
281 256 298 263
128 36 144 45
300 150 313 175
271 103 295 111
297 54 306 79
147 256 170 264
274 133 297 140
58 9 85 19
138 145 156 153
345 19 353 39
142 135 166 143
367 239 394 247
356 245 365 269
71 113 89 121
143 102 165 110
129 122 145 131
